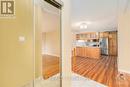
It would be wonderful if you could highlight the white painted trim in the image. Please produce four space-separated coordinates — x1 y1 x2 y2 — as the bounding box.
42 53 60 57
21 76 43 87
35 76 43 82
21 80 33 87
119 69 130 74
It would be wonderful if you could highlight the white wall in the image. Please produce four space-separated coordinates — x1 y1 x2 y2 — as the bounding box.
61 0 72 87
118 7 130 73
72 33 76 49
42 30 60 57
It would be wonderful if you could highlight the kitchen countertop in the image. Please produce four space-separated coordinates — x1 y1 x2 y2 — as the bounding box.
76 46 100 48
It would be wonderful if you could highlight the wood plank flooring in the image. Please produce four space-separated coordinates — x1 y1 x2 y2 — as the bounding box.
42 55 59 79
72 56 130 87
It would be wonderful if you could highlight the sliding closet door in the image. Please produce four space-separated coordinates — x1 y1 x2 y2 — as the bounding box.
0 0 34 87
35 0 62 87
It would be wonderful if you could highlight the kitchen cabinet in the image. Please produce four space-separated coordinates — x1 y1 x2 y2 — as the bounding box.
76 32 99 40
99 32 109 38
99 31 118 56
108 32 118 56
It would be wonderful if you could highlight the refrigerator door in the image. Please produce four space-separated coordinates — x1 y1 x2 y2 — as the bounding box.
100 38 109 55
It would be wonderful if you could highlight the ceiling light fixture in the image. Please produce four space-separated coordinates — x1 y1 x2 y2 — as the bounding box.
80 23 88 29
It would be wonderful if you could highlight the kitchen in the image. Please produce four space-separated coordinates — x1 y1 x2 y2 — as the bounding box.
72 31 118 86
72 31 118 59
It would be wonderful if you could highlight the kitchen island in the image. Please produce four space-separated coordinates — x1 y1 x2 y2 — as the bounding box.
75 46 101 59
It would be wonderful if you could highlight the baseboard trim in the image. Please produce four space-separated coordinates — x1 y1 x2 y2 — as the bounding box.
119 69 130 74
21 76 43 87
42 53 60 57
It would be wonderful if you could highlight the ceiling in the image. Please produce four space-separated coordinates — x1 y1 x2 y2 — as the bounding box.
36 0 130 33
71 0 129 33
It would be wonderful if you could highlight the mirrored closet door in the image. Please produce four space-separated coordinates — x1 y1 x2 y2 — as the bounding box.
35 0 62 87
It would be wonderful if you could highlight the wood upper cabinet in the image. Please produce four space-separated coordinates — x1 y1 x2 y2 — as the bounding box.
76 32 99 40
99 32 109 38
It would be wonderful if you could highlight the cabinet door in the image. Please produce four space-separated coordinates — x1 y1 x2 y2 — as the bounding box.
109 32 118 56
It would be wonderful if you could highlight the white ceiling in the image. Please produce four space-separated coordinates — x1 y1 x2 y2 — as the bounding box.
71 0 129 33
36 0 130 33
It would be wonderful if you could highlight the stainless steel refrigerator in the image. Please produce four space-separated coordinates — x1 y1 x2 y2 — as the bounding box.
100 37 109 55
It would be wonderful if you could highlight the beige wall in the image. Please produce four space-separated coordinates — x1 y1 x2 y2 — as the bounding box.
118 9 130 73
0 0 34 87
35 4 42 78
42 30 60 57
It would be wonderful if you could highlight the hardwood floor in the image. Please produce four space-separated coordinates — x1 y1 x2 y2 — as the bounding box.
72 56 130 87
42 55 59 79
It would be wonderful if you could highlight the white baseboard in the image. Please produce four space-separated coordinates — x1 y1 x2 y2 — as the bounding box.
35 76 43 82
119 69 130 74
42 53 60 57
21 80 33 87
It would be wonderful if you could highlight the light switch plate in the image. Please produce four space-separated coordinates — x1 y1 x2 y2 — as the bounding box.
19 36 25 43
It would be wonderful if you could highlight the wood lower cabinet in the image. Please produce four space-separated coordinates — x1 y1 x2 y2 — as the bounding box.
75 47 101 59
